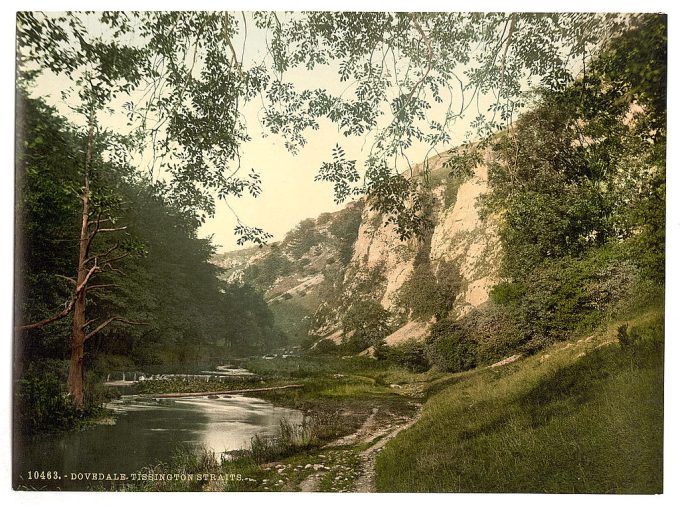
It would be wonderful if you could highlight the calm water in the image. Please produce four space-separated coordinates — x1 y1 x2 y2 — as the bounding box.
14 394 303 490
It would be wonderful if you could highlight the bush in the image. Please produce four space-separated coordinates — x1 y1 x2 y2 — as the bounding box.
459 304 524 365
341 299 392 351
489 282 526 305
243 250 294 291
396 260 461 321
16 361 81 434
489 246 640 353
426 320 477 372
617 324 641 348
377 339 430 372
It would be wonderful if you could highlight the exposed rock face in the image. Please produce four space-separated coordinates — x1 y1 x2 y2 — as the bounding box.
348 206 417 309
213 149 501 347
428 150 502 318
384 320 430 346
344 149 501 345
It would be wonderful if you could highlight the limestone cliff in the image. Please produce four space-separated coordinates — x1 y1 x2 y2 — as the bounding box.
337 149 501 345
212 147 501 348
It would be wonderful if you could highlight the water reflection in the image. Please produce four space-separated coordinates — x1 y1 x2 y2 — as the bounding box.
15 394 303 490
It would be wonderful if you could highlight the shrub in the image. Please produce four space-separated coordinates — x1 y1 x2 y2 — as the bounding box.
396 260 461 321
489 282 526 305
341 299 392 351
458 304 524 365
16 361 81 434
488 246 640 354
426 319 477 372
617 324 640 347
378 339 430 372
243 250 294 291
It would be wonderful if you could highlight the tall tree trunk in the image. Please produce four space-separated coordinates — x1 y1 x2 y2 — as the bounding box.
67 289 86 408
67 115 94 410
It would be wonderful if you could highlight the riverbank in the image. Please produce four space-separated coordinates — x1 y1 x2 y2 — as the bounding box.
118 304 663 493
115 355 429 491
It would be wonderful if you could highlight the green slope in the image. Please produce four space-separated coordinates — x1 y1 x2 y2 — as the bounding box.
376 308 664 493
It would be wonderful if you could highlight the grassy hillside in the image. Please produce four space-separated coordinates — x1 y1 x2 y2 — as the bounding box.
125 302 663 493
375 305 663 493
211 202 365 347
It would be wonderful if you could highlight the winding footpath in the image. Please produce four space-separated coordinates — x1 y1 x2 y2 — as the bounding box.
298 406 420 492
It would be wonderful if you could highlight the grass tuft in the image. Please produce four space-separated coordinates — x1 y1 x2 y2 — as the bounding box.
375 309 664 493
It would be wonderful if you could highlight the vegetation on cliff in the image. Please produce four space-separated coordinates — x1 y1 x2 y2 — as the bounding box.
420 14 665 372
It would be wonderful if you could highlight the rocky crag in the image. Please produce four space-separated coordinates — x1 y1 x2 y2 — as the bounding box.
212 146 501 348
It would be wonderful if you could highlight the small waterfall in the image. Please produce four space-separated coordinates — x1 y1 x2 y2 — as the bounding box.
106 374 110 382
122 372 126 381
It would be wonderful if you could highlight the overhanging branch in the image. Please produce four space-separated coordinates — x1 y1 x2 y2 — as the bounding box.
16 298 75 332
84 316 148 341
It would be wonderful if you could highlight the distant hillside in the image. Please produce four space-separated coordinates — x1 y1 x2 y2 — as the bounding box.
210 144 502 351
212 246 264 283
211 201 365 344
307 147 502 350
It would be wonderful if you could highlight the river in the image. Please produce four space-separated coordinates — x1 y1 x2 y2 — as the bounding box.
14 393 303 490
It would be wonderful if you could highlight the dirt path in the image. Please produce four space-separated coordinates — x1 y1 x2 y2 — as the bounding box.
298 406 420 492
353 415 419 492
325 407 381 447
299 473 323 492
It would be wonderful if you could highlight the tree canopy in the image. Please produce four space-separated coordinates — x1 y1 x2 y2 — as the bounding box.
17 11 633 241
15 91 284 417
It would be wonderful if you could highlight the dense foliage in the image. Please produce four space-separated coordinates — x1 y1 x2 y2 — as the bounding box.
341 299 393 352
15 94 283 430
396 259 461 322
425 320 477 372
424 15 666 371
327 203 364 265
282 219 326 259
16 12 634 243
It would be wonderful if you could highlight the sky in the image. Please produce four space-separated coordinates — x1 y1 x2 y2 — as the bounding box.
25 11 496 253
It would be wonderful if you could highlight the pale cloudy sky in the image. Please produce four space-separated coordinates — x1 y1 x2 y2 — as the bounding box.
27 11 493 252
